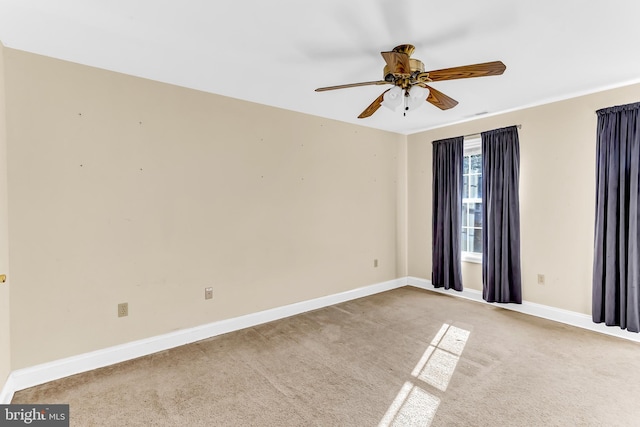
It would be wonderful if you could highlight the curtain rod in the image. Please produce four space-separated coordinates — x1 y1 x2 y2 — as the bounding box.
463 124 522 139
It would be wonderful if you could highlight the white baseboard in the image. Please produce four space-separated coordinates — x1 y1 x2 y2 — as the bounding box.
0 278 405 404
406 276 640 343
0 374 14 405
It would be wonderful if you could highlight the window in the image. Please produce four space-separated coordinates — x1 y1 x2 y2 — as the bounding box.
462 136 482 262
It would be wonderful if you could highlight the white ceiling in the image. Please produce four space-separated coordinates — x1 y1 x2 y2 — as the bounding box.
1 1 640 135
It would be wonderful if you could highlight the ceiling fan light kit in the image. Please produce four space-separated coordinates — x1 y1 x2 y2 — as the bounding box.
381 85 428 115
381 86 403 111
315 44 506 119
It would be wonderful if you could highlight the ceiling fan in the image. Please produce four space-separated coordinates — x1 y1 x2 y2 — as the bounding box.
315 44 506 118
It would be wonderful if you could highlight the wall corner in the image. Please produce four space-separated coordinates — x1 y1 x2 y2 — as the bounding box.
0 39 13 399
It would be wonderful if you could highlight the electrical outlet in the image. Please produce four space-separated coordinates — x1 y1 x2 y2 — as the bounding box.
537 274 545 285
118 302 128 317
374 259 379 268
205 287 213 300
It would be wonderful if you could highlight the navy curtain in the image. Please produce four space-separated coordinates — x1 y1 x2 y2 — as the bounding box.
432 136 463 291
481 126 522 303
593 102 640 332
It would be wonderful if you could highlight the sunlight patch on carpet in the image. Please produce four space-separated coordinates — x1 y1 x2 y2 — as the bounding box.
412 324 471 391
378 381 440 427
379 323 471 426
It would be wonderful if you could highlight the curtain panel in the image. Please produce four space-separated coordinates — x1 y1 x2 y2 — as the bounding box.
432 136 464 291
593 102 640 332
481 126 522 303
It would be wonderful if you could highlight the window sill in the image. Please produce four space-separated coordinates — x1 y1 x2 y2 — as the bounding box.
462 252 482 264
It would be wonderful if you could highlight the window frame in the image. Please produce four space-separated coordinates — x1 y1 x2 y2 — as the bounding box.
462 135 483 264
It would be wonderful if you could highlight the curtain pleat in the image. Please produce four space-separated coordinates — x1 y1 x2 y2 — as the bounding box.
593 102 640 332
481 126 522 303
432 137 464 291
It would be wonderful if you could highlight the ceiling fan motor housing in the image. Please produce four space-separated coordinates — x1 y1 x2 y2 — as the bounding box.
384 58 426 86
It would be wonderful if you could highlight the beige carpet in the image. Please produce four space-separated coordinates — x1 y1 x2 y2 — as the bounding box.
12 287 640 426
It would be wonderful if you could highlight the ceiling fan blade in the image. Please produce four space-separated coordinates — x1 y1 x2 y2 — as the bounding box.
424 84 459 110
381 51 411 74
315 80 388 92
358 90 389 119
426 61 506 81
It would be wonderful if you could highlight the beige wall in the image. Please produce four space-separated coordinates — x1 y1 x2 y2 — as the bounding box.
4 48 404 369
407 82 640 315
395 141 408 278
0 43 11 386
